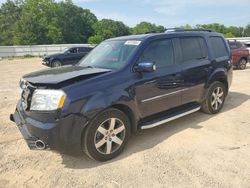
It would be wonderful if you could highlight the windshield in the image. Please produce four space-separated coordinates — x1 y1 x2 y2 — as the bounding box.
79 40 141 70
62 48 69 53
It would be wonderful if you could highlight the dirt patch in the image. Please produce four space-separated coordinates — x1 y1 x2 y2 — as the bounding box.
0 58 250 187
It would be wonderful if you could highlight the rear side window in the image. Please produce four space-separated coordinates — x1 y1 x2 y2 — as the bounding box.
210 37 228 58
79 47 92 53
180 37 207 62
139 39 174 68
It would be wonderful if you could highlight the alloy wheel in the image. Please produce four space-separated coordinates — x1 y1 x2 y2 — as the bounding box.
211 87 224 111
94 118 126 155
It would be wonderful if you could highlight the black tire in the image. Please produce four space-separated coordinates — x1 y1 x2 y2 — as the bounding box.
201 81 226 114
237 58 247 70
82 108 131 161
52 60 61 67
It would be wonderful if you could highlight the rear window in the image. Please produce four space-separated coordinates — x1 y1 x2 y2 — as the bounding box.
180 37 207 62
210 37 228 58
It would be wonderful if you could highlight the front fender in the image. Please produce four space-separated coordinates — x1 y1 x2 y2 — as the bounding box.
80 90 140 132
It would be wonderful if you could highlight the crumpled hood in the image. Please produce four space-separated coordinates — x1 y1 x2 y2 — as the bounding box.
23 65 111 85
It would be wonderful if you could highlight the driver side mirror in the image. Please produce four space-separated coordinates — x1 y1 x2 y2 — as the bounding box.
134 61 156 73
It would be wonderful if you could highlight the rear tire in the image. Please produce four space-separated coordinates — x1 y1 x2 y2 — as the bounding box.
82 108 131 161
237 58 247 70
201 81 226 114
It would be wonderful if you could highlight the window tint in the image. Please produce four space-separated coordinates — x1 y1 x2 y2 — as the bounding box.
79 47 92 53
180 37 207 62
210 37 228 58
69 48 77 54
139 39 174 68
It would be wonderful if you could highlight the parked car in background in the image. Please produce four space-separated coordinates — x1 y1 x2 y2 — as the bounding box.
228 40 250 70
244 42 250 53
11 29 233 161
43 46 93 67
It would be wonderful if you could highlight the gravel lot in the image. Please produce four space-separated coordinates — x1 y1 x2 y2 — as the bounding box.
0 58 250 188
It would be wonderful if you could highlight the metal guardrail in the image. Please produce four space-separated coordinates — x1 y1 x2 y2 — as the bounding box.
0 44 94 58
0 37 250 58
226 37 250 43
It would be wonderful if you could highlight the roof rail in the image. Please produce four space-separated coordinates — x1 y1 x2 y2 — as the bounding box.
165 28 214 33
144 30 160 34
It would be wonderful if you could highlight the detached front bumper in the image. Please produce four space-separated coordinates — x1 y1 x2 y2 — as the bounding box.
10 101 88 155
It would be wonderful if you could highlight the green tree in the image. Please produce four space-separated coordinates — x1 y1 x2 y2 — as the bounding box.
13 0 57 45
89 19 130 44
179 24 192 29
132 22 165 34
6 0 97 45
88 35 104 44
224 32 235 38
54 1 97 44
244 24 250 37
227 26 242 37
0 0 22 45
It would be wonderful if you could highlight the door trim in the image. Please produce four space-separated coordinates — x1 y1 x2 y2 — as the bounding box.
141 88 189 103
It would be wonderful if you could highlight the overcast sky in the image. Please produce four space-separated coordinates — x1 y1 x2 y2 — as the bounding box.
1 0 249 27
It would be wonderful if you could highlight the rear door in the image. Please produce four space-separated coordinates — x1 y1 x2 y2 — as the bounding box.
135 38 183 118
175 37 212 104
78 47 91 61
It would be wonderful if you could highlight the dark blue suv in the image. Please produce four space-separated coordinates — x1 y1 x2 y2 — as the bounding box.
11 29 233 161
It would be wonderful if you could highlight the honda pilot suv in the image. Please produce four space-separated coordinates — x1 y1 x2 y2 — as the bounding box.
11 29 233 161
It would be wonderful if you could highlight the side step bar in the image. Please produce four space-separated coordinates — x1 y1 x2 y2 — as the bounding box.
140 106 201 130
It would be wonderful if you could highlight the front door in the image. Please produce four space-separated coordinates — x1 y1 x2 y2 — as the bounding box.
134 39 183 118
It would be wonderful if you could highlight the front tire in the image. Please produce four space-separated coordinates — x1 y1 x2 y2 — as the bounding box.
201 81 226 114
237 58 247 70
82 108 131 161
52 60 61 67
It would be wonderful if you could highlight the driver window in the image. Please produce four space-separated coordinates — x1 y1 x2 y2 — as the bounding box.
69 48 77 54
139 39 174 68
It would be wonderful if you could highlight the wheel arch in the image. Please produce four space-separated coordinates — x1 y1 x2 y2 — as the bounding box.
80 92 140 134
110 104 138 133
206 69 229 95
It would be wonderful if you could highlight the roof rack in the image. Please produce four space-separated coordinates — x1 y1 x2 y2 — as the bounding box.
165 28 214 33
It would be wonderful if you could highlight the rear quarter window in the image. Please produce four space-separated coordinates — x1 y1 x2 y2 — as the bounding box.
210 37 229 58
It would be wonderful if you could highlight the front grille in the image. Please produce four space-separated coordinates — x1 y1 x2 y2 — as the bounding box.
20 80 36 110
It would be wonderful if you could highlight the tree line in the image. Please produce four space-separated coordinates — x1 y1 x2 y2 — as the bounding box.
0 0 249 46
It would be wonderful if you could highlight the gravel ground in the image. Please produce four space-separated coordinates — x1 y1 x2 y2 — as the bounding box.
0 58 250 188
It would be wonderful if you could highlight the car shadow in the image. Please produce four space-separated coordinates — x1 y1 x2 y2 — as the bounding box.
60 91 250 169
